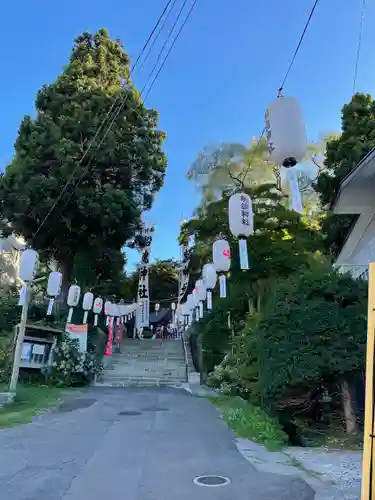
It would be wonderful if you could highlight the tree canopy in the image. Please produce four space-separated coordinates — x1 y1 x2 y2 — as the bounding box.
0 28 167 287
181 183 322 308
188 137 323 212
315 93 375 256
256 265 367 410
121 258 180 303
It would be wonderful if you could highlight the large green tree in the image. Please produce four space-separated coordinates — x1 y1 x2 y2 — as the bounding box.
121 258 180 303
315 93 375 256
256 264 367 434
181 184 322 310
188 138 323 211
0 29 167 290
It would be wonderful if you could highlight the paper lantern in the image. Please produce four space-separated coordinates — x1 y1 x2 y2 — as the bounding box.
104 300 111 325
82 292 94 324
107 303 117 317
93 297 103 326
192 286 200 322
19 248 38 282
212 239 231 298
66 285 81 322
228 193 254 270
264 96 307 167
155 303 160 312
203 263 217 310
67 285 81 307
196 279 206 319
46 271 63 316
171 302 176 311
212 239 231 272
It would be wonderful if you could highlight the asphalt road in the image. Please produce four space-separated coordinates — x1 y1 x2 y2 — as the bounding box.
0 387 315 500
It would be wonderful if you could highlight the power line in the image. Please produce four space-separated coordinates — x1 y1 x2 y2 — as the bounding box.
141 0 191 96
278 0 320 93
239 0 321 188
143 0 198 102
353 0 366 95
137 0 180 73
32 0 174 239
44 0 198 231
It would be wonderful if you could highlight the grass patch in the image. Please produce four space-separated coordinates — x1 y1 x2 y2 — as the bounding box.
210 395 288 451
0 385 64 428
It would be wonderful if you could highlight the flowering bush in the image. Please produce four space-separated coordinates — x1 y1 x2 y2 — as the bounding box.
0 344 12 383
43 335 103 386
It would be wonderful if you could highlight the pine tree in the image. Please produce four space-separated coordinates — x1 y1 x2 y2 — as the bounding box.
0 29 167 289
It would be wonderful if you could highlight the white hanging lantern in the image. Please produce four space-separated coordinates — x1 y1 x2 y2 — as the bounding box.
203 263 217 310
212 239 231 298
171 302 176 311
196 279 206 319
155 303 160 312
93 297 103 326
67 284 81 323
264 95 307 168
82 292 94 324
228 192 254 270
192 286 200 322
104 300 111 326
46 271 63 316
19 248 39 282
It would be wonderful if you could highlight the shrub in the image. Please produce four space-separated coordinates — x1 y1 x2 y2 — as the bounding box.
212 395 288 450
43 335 103 386
256 265 367 403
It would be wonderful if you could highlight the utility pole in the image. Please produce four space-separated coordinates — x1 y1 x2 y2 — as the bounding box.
9 276 47 394
9 283 31 393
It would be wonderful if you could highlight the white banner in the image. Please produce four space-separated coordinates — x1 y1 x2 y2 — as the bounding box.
136 226 153 329
288 168 304 214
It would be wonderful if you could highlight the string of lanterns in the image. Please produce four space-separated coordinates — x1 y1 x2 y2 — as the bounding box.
177 93 307 327
19 250 138 324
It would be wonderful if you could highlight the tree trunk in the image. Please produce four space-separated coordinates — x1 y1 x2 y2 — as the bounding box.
59 260 73 302
341 379 358 435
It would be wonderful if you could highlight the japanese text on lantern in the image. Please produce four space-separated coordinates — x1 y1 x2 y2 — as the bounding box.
264 110 275 155
240 194 250 226
223 249 230 258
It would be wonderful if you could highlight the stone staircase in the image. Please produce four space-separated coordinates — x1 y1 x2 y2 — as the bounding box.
96 339 188 388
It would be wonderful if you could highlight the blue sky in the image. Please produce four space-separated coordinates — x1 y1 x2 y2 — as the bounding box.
1 0 375 272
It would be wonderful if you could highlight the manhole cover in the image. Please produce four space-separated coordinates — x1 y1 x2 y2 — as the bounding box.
58 398 97 413
118 411 142 416
193 475 231 487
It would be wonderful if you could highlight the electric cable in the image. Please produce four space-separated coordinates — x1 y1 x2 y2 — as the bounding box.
143 0 197 103
238 0 321 188
352 0 366 95
32 0 174 239
137 0 180 73
141 0 191 96
38 0 198 233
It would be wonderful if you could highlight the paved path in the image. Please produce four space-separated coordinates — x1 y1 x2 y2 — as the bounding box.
0 388 314 500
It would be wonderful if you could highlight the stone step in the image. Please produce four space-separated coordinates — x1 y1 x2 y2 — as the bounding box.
96 379 186 388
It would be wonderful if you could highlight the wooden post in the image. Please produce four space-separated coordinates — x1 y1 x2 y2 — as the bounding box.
9 283 31 394
361 262 375 500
